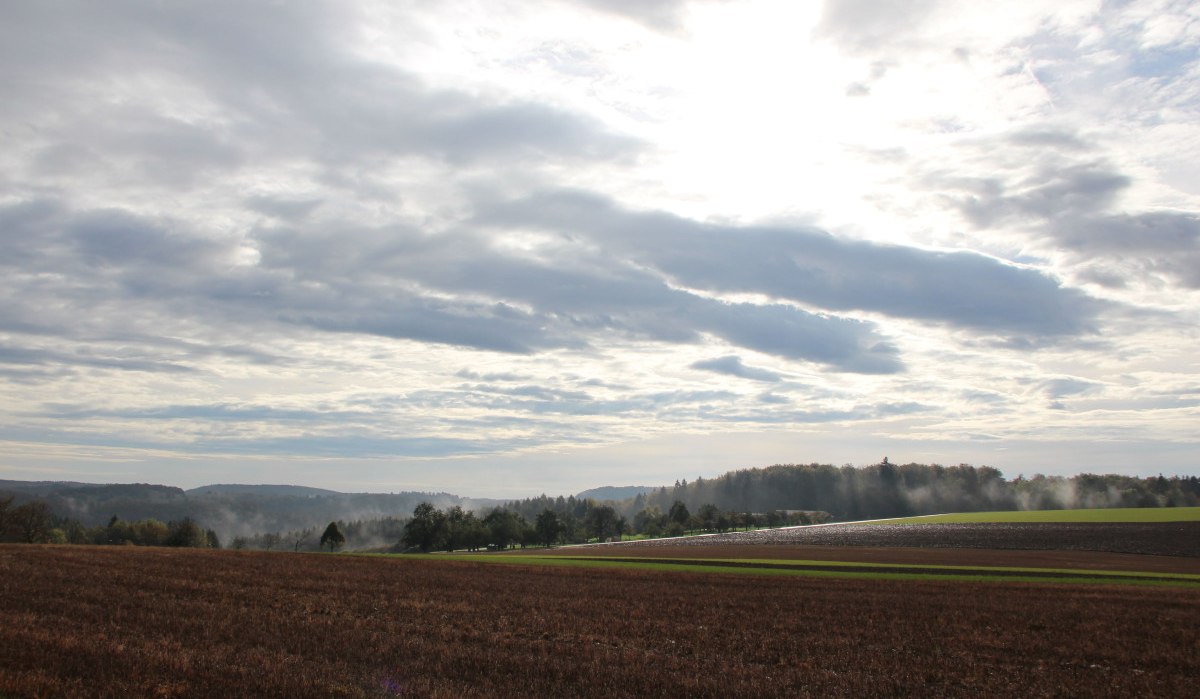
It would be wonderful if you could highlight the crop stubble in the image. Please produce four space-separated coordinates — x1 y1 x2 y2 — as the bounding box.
577 522 1200 558
2 545 1197 698
546 544 1200 575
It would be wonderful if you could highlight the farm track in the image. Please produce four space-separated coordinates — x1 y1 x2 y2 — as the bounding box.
2 545 1199 698
576 521 1200 557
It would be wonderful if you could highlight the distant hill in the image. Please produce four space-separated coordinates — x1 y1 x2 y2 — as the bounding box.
1 479 96 493
0 479 501 543
1 480 186 503
8 465 1199 548
632 464 1200 521
0 480 183 498
576 485 656 502
187 484 342 498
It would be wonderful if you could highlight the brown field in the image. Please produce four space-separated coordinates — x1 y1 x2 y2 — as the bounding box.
577 521 1200 557
2 545 1199 698
535 547 1200 581
544 543 1200 575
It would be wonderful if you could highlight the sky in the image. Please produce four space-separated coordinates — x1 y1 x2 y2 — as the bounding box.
1 0 1198 497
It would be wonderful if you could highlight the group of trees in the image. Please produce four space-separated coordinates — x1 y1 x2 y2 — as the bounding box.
0 498 57 544
7 464 1198 554
393 463 1200 553
629 464 1200 521
632 501 827 538
229 516 404 553
0 492 355 554
0 496 220 548
398 499 821 552
401 504 533 553
99 515 220 548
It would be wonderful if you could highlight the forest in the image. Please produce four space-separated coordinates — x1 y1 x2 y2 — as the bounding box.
627 462 1200 519
3 463 1198 550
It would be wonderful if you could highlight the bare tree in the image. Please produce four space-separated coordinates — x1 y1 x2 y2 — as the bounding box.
13 500 52 544
0 495 13 541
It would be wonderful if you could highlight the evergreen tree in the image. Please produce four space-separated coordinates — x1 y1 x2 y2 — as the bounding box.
319 521 345 551
535 509 563 547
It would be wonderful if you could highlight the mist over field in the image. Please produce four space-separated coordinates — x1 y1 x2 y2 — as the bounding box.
0 479 499 543
4 462 1197 548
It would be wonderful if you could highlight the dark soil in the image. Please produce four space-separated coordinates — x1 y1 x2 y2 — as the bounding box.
2 545 1198 698
540 543 1200 575
578 522 1200 557
551 555 1198 582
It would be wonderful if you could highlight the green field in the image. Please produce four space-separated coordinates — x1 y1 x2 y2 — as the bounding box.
390 553 1200 588
864 506 1200 524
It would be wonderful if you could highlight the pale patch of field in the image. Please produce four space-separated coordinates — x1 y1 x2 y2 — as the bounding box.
865 507 1200 524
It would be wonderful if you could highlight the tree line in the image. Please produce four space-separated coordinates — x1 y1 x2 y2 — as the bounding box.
0 493 359 554
228 517 404 553
398 499 825 552
0 496 220 548
628 463 1200 521
6 464 1197 552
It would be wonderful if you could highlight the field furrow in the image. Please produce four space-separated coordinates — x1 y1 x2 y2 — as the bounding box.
2 545 1198 697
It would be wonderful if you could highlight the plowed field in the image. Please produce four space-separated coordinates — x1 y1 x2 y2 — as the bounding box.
542 543 1200 575
2 545 1198 698
577 521 1200 557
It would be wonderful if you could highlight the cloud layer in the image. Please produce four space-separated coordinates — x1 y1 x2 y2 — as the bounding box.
0 0 1197 494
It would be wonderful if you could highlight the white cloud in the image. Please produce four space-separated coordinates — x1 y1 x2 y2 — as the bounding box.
0 0 1196 495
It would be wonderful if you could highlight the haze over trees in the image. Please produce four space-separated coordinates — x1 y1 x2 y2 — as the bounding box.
627 463 1200 521
0 500 220 548
0 480 497 544
3 464 1198 551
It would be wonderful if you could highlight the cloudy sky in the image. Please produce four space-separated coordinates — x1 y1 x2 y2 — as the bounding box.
2 0 1198 496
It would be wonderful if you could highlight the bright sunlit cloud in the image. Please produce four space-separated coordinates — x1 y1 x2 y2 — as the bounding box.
0 0 1197 496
